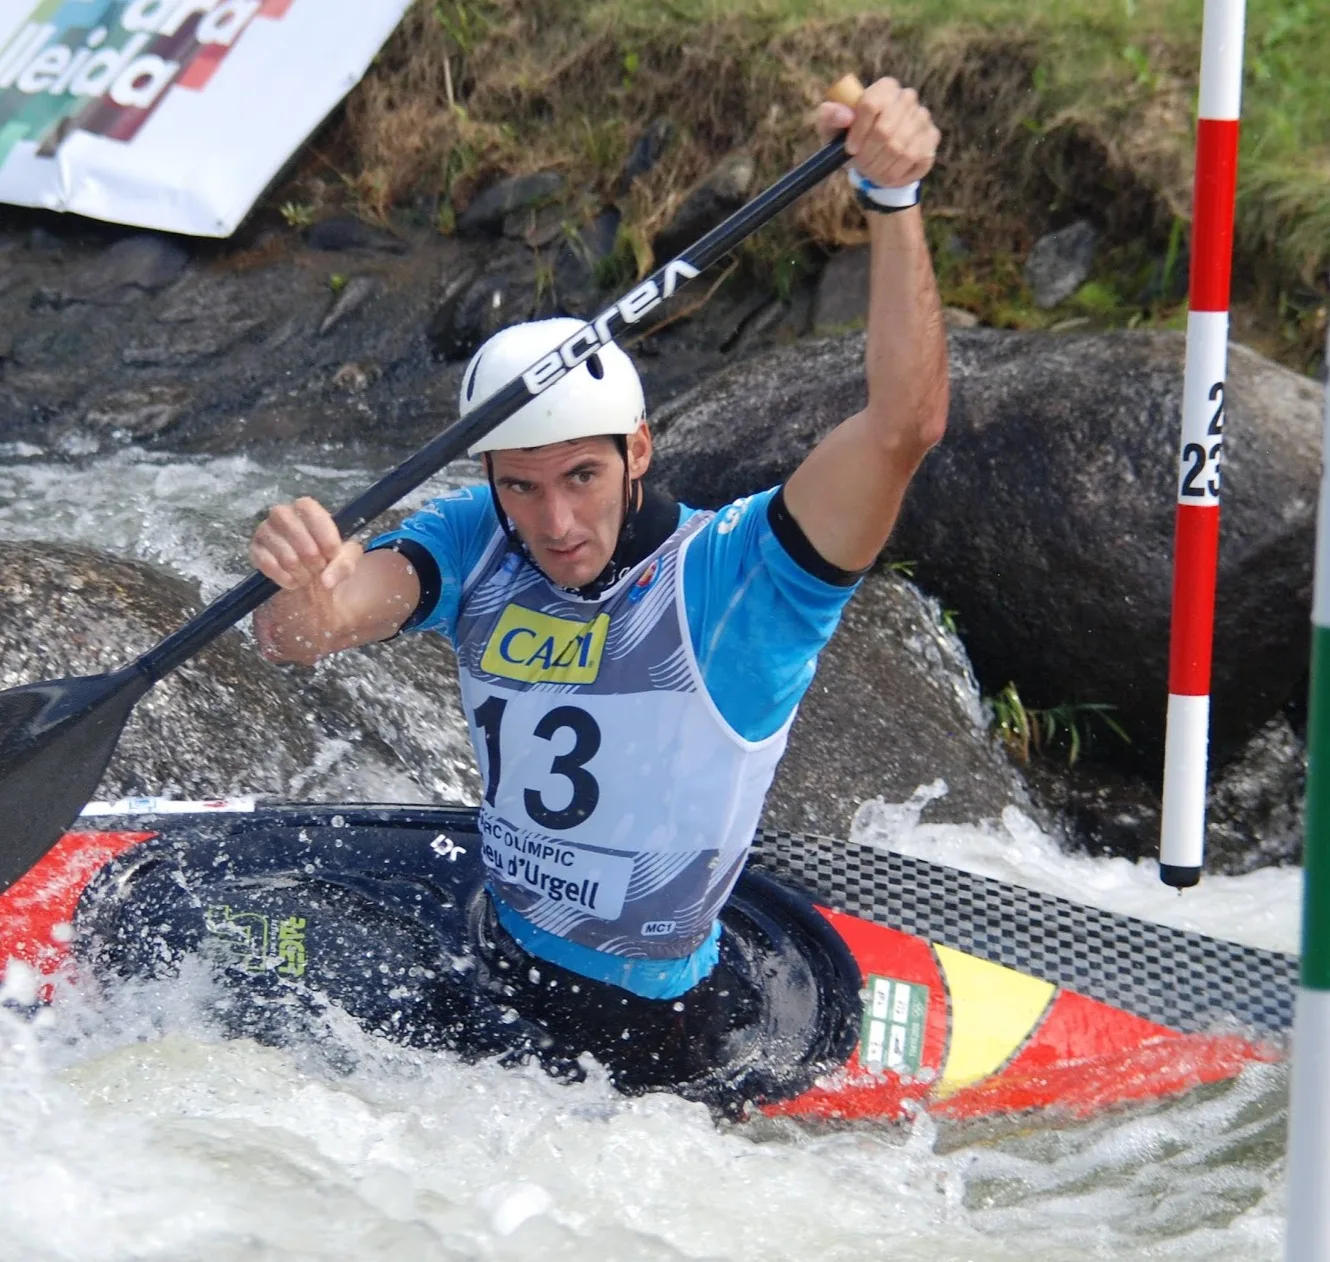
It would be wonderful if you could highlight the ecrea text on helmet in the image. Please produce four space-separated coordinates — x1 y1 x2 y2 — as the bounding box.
520 261 701 396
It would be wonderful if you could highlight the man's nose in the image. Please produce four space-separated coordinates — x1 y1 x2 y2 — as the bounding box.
540 489 575 539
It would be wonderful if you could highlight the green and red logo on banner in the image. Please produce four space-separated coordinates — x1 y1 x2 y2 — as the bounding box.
0 0 292 167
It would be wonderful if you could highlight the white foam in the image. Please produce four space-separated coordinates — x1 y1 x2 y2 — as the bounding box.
851 782 1301 955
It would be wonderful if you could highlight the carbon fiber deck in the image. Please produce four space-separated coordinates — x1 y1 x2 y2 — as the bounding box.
749 827 1297 1036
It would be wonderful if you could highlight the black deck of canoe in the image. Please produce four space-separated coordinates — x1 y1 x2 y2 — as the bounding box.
73 803 866 1112
74 802 1298 1037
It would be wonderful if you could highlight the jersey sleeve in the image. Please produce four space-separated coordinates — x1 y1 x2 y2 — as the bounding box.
366 486 498 644
681 487 861 743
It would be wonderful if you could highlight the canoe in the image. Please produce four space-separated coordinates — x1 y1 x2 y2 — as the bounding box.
0 798 1290 1122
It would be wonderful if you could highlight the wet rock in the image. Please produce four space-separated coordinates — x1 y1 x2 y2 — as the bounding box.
1022 711 1305 874
123 273 270 365
616 118 674 196
652 153 755 262
717 292 784 354
761 569 1031 835
0 542 315 799
319 276 380 336
0 223 477 456
652 328 1322 767
899 329 1320 767
650 331 850 496
331 362 373 393
433 245 540 361
307 216 407 254
811 247 869 334
155 273 260 326
1024 219 1099 309
61 234 189 305
1019 756 1162 863
82 384 190 437
0 269 16 300
727 297 789 356
26 226 63 256
1205 712 1305 871
502 203 565 248
295 634 482 805
548 207 621 316
122 319 267 367
426 262 481 359
457 172 565 237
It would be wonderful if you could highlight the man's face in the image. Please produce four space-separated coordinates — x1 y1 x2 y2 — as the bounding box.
489 427 652 589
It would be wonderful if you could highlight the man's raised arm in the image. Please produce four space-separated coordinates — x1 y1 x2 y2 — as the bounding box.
783 77 949 573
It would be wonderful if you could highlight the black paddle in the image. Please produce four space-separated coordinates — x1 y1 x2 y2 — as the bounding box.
0 102 861 894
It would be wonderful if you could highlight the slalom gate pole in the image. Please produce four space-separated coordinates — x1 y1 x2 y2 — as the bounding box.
1285 327 1330 1261
1158 0 1246 889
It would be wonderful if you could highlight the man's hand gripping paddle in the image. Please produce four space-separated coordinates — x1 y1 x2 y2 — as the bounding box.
0 76 866 894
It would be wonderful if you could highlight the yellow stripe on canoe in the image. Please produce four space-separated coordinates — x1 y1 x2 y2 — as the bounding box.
934 944 1056 1097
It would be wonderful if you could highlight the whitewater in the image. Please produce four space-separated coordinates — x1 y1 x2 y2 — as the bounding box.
0 445 1300 1260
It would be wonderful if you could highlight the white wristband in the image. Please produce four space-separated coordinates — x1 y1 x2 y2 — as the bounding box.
847 166 921 209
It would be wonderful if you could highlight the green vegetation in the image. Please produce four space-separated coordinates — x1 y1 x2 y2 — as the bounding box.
989 682 1131 767
281 0 1328 371
278 200 314 229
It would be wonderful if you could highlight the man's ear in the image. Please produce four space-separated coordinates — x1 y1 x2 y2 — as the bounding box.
627 423 652 479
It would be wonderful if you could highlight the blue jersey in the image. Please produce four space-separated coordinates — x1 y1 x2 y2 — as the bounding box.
373 485 857 743
370 486 858 996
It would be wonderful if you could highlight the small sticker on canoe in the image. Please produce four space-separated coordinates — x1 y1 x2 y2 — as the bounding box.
860 974 927 1074
204 905 308 978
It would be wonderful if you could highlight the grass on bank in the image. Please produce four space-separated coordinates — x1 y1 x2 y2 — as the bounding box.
284 0 1329 370
989 681 1132 768
594 0 1330 281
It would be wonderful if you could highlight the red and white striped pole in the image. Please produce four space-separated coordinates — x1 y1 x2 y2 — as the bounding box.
1159 0 1246 889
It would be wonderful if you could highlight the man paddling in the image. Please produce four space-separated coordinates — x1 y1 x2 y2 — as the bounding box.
249 77 947 1092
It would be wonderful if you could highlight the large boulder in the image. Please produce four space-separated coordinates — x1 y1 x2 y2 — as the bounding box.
0 541 484 807
651 327 1322 768
0 542 315 799
760 569 1031 836
293 634 482 805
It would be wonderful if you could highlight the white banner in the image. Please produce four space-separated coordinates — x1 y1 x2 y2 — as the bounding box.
0 0 411 236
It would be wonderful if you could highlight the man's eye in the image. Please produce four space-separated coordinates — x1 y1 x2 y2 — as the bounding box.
572 469 596 485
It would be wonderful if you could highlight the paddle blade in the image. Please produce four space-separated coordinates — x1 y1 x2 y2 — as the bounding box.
0 666 150 893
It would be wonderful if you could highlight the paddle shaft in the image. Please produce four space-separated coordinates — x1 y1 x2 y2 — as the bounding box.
134 134 852 684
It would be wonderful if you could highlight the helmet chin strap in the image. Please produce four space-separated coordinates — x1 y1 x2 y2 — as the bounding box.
484 442 643 599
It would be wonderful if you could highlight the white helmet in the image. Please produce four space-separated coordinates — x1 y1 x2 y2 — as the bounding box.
461 317 646 455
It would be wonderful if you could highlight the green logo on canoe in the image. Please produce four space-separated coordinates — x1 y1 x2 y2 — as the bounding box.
860 973 927 1074
204 905 308 978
